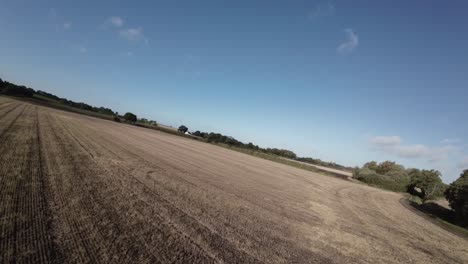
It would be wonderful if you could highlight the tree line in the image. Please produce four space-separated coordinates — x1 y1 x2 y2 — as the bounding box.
1 78 161 127
181 127 354 167
353 161 468 226
189 129 297 159
0 78 117 116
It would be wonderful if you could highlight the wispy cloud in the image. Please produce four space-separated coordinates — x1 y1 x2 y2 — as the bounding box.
337 29 359 54
120 27 147 43
441 138 460 144
108 16 124 28
63 22 72 30
369 135 458 162
369 136 401 146
102 17 148 45
459 157 468 169
308 1 335 19
49 8 72 32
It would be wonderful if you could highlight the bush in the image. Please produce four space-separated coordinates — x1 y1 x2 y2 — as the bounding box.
445 170 468 226
113 116 121 122
354 167 409 192
354 161 410 192
123 112 137 123
376 161 398 175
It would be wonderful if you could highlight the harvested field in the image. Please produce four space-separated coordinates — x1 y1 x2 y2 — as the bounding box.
1 98 467 263
280 158 353 179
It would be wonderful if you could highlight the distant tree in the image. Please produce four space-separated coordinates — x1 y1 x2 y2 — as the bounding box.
264 148 297 159
113 116 121 123
363 161 378 171
376 161 398 175
409 169 444 203
178 125 188 133
1 85 34 97
354 161 411 192
207 132 221 142
445 170 468 226
123 112 137 123
192 130 202 137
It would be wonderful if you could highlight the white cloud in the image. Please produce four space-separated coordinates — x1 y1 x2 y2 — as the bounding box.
441 138 460 144
101 16 125 29
63 22 72 30
308 1 335 19
459 157 468 169
428 145 458 162
120 27 145 43
102 17 148 45
369 136 401 146
109 16 124 28
395 144 430 158
337 29 359 54
369 136 457 162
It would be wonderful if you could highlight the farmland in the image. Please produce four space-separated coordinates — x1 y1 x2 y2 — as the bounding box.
1 97 468 263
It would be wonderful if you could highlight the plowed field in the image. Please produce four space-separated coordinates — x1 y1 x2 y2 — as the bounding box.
1 98 467 263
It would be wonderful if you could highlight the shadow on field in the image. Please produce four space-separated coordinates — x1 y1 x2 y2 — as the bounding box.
409 201 454 222
407 200 468 240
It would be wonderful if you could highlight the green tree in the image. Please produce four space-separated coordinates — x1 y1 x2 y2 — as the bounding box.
1 85 34 97
363 161 378 171
178 125 188 133
445 170 468 226
409 169 444 203
376 161 397 175
123 112 137 123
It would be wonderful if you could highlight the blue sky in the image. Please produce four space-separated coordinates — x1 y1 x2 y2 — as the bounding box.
1 0 467 183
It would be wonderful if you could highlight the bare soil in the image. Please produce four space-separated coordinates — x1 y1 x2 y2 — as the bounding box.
1 98 467 263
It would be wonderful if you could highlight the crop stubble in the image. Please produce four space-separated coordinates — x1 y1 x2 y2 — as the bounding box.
0 99 467 263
